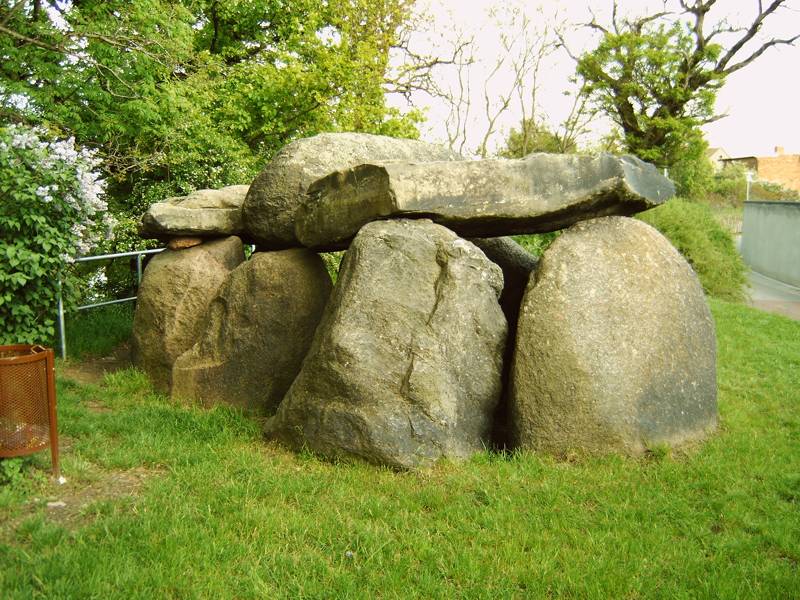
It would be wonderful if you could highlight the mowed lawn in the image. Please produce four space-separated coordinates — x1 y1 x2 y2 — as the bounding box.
1 299 798 598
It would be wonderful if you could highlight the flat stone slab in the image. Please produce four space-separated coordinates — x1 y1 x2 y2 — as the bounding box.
296 153 674 249
139 185 249 239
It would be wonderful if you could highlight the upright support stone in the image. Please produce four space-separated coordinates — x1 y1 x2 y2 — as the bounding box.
265 219 507 469
510 217 717 456
131 236 245 392
296 153 674 249
171 249 332 415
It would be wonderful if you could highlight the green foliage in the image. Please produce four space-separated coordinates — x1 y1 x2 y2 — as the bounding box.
638 199 747 301
0 458 25 486
707 164 800 205
1 1 423 312
0 125 112 344
499 118 575 158
2 302 800 596
1 0 421 217
320 251 345 283
512 232 561 258
666 129 714 199
707 163 749 204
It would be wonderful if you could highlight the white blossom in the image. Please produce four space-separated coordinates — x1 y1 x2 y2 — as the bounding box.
2 124 113 262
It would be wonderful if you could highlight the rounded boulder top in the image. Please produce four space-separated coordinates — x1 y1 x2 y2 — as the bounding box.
241 132 460 248
511 216 717 456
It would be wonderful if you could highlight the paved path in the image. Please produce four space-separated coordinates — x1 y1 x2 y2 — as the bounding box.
748 271 800 321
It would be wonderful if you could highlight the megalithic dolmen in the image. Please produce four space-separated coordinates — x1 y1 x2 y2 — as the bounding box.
295 153 675 250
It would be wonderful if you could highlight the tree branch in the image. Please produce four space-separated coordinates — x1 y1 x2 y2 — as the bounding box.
0 1 26 27
723 33 800 74
715 0 792 73
0 23 62 52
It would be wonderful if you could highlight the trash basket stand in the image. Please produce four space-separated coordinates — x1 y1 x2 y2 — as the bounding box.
0 345 60 478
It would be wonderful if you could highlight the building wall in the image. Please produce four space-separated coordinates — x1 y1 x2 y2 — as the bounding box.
723 157 757 172
741 201 800 287
707 148 730 172
755 155 800 193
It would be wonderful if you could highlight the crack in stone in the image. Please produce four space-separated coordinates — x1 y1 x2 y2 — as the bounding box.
426 243 450 327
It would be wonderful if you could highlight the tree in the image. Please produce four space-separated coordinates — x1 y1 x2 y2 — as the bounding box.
499 118 577 158
0 0 421 214
573 1 799 174
1 1 425 309
399 4 596 158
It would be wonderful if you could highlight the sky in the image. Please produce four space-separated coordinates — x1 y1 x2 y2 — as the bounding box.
390 0 800 158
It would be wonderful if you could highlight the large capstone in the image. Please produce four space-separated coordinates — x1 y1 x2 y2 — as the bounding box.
264 219 507 469
171 249 332 414
242 133 459 248
139 185 249 240
131 236 245 392
296 153 674 249
510 216 717 456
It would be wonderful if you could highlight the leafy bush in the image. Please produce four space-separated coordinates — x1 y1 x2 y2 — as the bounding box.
320 251 345 283
512 232 561 258
707 164 800 205
0 125 113 344
638 198 747 302
665 130 714 200
707 163 747 204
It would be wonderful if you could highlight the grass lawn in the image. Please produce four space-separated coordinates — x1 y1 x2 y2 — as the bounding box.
1 299 798 598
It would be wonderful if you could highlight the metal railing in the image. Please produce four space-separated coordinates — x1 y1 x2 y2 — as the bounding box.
56 248 164 359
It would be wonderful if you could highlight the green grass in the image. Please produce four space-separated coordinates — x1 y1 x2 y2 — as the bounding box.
63 303 134 359
513 231 560 258
1 300 799 598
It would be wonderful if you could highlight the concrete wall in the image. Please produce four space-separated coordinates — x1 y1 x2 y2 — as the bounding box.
741 201 800 287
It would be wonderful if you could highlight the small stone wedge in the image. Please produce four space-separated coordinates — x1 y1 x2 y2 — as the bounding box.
264 219 507 469
296 153 674 249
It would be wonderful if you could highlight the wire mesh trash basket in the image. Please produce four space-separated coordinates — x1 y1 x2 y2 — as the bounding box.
0 345 59 477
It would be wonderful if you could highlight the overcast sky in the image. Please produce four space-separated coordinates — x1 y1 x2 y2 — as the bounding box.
392 0 800 157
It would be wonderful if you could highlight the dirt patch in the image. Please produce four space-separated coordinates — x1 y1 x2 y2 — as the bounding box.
58 342 133 386
57 434 76 453
2 466 161 538
83 400 114 414
750 299 800 321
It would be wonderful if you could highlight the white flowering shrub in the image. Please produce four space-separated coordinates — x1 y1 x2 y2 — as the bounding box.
0 125 114 344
